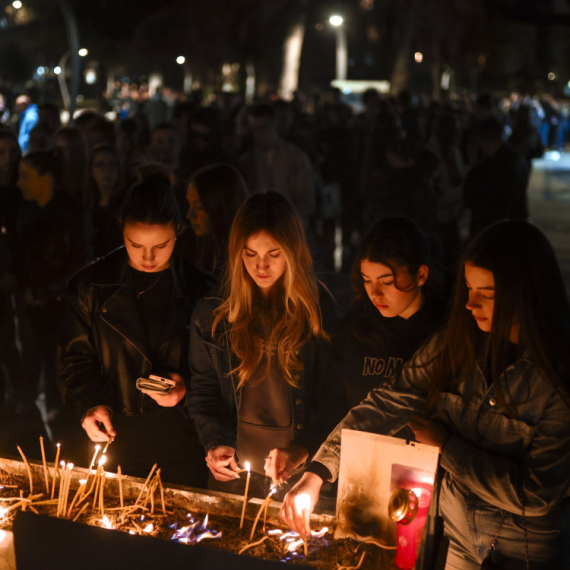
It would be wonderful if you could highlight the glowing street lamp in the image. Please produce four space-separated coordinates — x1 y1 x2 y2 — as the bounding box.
548 72 556 81
329 15 347 81
414 52 423 63
12 1 22 9
78 48 88 57
176 55 186 65
54 66 62 75
329 14 343 27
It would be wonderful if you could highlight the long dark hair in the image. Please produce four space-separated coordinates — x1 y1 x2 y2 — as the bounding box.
119 170 181 231
427 220 570 412
349 216 433 347
190 163 249 274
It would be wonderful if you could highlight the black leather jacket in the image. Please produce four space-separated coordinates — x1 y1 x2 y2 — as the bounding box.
187 290 339 458
58 247 211 420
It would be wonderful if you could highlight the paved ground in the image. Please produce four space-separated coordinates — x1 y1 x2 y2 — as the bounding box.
528 151 570 295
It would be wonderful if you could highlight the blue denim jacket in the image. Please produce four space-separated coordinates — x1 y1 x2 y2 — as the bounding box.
188 293 338 458
313 333 570 517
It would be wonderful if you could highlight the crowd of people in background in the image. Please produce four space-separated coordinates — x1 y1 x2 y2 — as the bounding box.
1 79 569 568
0 82 550 435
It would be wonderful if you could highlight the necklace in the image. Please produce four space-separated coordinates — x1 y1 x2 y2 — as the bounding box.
128 270 165 300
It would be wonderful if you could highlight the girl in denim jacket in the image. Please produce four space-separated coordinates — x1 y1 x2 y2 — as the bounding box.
281 220 570 569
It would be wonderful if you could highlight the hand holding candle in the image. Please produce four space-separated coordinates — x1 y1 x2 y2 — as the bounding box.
294 493 311 556
239 461 251 530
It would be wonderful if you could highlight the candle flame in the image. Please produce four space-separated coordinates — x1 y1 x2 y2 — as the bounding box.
98 455 107 467
67 463 74 470
56 443 61 448
95 445 100 450
143 523 154 533
245 461 251 472
60 461 66 468
294 493 311 513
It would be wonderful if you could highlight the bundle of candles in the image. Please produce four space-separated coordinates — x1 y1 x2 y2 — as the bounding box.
0 443 344 566
0 437 171 533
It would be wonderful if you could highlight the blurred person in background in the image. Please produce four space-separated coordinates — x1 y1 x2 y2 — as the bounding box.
53 127 88 203
84 144 126 260
185 163 249 280
14 152 86 432
239 104 315 227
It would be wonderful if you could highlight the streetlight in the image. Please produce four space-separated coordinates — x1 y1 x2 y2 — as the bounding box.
54 66 62 75
12 1 22 9
78 48 88 57
414 52 423 63
329 15 347 81
176 56 186 65
548 72 556 81
329 15 343 27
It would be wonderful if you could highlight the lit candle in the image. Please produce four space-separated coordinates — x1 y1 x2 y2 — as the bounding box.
39 436 49 494
62 463 74 517
239 461 251 530
88 445 100 474
17 446 34 495
294 494 311 557
92 456 106 510
50 444 61 500
56 461 66 517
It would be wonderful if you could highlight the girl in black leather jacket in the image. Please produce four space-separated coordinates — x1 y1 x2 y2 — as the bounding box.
58 171 210 486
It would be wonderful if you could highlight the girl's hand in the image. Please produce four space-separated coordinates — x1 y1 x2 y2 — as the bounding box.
81 406 117 442
206 446 240 481
280 472 323 536
264 446 309 484
141 373 186 407
408 413 449 452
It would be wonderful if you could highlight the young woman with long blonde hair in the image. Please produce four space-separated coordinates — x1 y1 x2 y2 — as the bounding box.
188 191 336 498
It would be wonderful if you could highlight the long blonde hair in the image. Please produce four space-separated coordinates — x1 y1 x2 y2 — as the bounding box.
213 192 328 388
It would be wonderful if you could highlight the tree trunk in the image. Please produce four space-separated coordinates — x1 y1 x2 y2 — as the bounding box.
278 18 306 101
389 0 421 95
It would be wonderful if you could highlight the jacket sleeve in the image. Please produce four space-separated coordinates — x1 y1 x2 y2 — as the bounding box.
440 380 570 517
57 278 112 421
187 301 237 454
312 337 437 481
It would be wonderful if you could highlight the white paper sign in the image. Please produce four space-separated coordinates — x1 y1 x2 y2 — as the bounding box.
335 429 439 544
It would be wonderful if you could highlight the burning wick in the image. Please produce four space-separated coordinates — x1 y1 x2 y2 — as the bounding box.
87 445 101 476
294 494 311 557
51 444 61 501
239 461 251 530
249 486 276 541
